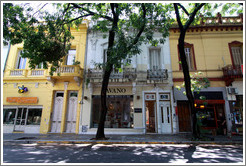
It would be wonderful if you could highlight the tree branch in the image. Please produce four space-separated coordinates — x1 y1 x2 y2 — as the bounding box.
177 3 190 16
70 3 113 22
32 3 48 17
174 3 184 30
132 3 146 46
184 3 205 31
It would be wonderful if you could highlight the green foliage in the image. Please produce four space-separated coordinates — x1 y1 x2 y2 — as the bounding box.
175 72 210 96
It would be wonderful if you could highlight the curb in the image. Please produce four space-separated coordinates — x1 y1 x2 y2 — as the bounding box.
3 140 243 145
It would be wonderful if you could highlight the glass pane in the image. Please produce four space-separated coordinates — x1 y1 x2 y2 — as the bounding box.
56 92 64 97
70 92 78 97
27 108 42 125
92 95 134 128
66 50 76 65
3 109 16 124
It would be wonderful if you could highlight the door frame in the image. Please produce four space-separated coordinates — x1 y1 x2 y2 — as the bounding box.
65 91 78 133
142 88 174 134
50 91 64 133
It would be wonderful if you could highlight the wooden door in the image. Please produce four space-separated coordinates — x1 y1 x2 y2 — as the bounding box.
146 101 156 133
50 92 64 133
65 92 78 133
178 101 192 132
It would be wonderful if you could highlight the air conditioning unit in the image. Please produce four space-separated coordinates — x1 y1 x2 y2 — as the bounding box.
227 87 238 94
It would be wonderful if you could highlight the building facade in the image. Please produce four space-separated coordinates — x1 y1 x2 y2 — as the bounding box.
170 13 243 136
80 29 177 134
3 23 88 134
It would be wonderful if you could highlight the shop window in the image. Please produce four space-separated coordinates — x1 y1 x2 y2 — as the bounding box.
197 107 217 129
229 95 243 135
16 50 27 69
149 48 161 70
27 108 42 125
91 95 134 128
229 41 243 67
66 49 76 65
178 42 196 71
3 109 16 124
3 107 42 125
70 92 78 97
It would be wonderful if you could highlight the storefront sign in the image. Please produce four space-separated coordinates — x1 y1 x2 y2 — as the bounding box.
107 88 126 94
7 97 38 104
134 108 142 113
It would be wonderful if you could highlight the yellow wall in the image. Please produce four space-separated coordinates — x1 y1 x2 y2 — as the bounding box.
170 28 243 87
3 23 88 134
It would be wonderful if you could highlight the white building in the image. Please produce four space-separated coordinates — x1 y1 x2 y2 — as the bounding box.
80 28 177 135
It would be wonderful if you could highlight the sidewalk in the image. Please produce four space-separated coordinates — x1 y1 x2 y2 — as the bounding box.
3 133 243 145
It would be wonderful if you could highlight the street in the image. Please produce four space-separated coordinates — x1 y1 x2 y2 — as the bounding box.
3 143 243 163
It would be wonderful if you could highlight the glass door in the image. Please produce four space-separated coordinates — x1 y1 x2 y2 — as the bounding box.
14 108 27 131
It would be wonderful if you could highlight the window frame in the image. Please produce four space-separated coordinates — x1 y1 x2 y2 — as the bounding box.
149 47 161 70
228 41 243 68
66 49 76 65
16 50 27 69
178 42 197 71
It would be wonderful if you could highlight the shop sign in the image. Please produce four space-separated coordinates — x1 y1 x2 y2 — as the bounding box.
7 97 38 104
107 88 126 94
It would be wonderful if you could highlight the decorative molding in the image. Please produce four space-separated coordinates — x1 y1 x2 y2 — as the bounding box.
64 82 69 90
132 82 136 94
47 77 56 87
88 83 93 95
90 39 98 50
35 83 39 88
74 76 82 87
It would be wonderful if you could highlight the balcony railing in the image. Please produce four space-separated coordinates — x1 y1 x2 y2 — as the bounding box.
30 69 45 76
56 66 75 73
222 65 243 78
10 69 25 76
147 69 168 81
87 68 137 80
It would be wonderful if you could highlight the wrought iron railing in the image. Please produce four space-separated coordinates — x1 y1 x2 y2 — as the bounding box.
222 65 243 78
147 69 168 81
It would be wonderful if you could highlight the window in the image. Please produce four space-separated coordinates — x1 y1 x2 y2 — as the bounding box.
16 50 27 69
91 95 134 128
35 63 43 69
149 48 161 70
229 41 243 67
3 109 16 124
27 108 42 125
66 50 76 65
179 42 196 70
3 107 42 125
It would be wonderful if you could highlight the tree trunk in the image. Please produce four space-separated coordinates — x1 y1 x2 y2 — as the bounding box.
96 4 119 139
178 31 200 139
96 64 113 139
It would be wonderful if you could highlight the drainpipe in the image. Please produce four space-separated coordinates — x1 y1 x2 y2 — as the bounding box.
80 21 89 133
3 42 11 76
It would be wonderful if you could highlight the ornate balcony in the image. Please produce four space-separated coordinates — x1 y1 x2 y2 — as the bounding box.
147 69 168 82
87 67 137 82
222 65 243 86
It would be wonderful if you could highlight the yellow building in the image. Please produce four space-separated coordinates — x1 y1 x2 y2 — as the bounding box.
3 22 88 134
169 13 243 135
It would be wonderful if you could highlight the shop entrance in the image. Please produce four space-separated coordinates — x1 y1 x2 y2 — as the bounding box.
65 91 78 133
14 107 27 131
159 101 172 133
50 92 64 133
145 101 157 133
